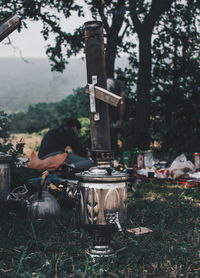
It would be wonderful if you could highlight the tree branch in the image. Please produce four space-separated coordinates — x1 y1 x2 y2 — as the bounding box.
129 0 175 34
129 0 142 33
119 17 130 43
110 0 126 35
39 13 82 47
4 37 30 63
144 0 175 29
93 0 109 32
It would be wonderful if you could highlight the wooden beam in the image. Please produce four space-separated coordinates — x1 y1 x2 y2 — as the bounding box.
85 84 122 107
0 15 20 43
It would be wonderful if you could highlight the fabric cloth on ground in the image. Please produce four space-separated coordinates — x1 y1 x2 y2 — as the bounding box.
41 151 94 172
27 151 68 171
28 151 94 172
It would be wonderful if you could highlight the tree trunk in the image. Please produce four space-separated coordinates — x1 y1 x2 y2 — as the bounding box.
162 36 179 151
134 29 152 150
105 33 118 78
129 0 175 150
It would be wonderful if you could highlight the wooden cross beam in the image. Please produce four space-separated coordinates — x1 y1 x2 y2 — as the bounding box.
0 14 20 43
85 84 122 107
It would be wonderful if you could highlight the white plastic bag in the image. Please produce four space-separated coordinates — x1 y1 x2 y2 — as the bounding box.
143 150 159 169
169 154 195 178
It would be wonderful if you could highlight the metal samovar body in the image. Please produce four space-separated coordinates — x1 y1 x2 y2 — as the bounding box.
76 166 128 257
0 153 12 202
77 167 127 226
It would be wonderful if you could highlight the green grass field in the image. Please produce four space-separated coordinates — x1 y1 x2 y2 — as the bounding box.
0 181 200 278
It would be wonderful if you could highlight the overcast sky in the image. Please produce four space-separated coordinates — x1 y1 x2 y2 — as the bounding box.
0 21 46 58
0 1 92 58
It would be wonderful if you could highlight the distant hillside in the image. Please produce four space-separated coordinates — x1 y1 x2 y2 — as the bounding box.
0 58 86 113
0 57 128 113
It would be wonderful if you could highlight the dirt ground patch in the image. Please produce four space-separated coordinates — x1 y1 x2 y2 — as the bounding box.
10 133 43 157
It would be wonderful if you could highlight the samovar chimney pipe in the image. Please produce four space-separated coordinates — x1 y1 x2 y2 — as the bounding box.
84 21 111 163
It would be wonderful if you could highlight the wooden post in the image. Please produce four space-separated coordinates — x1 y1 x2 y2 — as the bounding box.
0 15 20 43
84 21 111 153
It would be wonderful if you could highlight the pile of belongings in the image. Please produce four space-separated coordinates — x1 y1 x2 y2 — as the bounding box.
136 152 198 180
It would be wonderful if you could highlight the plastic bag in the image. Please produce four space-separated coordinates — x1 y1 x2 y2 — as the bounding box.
168 154 195 178
138 149 159 169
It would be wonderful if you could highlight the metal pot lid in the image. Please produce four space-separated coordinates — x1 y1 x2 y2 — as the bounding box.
76 166 129 182
0 152 12 163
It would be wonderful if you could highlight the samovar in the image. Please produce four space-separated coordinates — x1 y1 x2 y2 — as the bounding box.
76 163 128 257
76 21 129 258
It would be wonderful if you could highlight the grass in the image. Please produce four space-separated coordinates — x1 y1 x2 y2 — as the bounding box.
10 133 43 157
0 180 200 278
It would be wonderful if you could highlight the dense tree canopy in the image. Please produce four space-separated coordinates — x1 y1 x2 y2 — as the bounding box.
1 0 200 154
151 0 200 156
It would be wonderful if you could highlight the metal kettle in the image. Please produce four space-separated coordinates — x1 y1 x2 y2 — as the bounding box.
0 152 12 202
28 171 61 221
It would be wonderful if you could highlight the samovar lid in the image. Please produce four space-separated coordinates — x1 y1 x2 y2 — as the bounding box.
0 152 12 163
75 165 129 182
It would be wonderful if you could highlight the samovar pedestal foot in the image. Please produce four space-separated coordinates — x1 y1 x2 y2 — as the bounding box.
85 227 117 258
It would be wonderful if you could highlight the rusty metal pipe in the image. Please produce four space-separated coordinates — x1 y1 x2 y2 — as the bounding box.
0 14 20 42
84 21 111 153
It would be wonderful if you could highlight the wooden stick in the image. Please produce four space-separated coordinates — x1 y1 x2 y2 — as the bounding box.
85 84 122 107
0 14 20 42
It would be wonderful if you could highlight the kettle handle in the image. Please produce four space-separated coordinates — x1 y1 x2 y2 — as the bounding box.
38 171 49 199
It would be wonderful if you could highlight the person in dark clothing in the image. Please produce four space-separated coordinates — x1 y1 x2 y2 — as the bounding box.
38 118 94 172
107 77 126 151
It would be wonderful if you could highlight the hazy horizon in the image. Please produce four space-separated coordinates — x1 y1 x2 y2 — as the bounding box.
0 56 128 113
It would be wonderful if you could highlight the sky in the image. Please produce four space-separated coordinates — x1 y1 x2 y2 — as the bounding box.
0 21 47 58
0 1 92 58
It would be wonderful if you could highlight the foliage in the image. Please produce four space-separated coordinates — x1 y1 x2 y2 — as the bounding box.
0 110 10 140
0 111 38 187
10 87 89 133
115 67 137 120
10 103 59 134
79 117 91 148
55 87 90 123
150 0 200 158
0 181 200 277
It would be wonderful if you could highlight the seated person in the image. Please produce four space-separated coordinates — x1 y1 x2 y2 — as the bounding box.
107 76 126 151
28 118 94 172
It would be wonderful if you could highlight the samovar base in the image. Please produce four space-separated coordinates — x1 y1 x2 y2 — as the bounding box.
86 245 116 258
84 225 117 258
